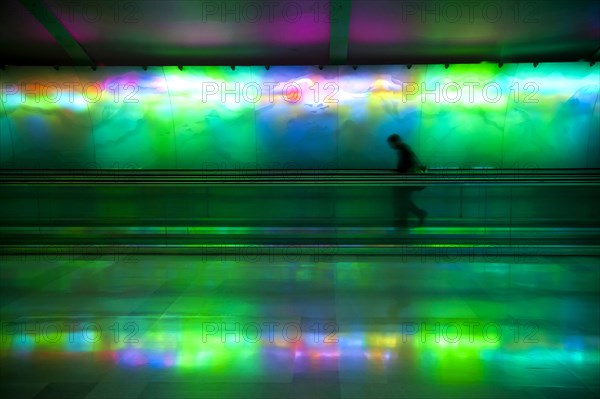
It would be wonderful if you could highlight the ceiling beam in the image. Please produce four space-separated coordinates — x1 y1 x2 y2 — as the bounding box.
19 0 94 66
329 0 352 65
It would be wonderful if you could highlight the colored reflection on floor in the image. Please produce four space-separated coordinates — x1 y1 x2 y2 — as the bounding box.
1 256 598 398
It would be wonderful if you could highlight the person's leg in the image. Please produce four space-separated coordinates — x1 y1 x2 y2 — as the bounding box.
406 197 427 226
393 187 410 228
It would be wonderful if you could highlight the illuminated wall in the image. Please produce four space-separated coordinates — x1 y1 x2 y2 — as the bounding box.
1 63 598 169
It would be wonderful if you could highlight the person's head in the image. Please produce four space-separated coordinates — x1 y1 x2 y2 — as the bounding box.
387 134 402 149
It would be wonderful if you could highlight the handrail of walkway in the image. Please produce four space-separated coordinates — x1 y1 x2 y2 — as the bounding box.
1 169 599 186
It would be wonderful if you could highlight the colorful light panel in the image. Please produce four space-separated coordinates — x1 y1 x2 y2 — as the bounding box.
1 63 598 169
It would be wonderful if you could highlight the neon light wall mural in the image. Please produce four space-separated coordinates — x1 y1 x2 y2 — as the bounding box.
1 63 598 169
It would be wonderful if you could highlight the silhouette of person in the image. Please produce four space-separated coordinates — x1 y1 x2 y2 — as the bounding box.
387 134 427 228
387 134 426 173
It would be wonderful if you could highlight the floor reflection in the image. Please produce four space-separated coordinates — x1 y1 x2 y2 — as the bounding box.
1 256 598 398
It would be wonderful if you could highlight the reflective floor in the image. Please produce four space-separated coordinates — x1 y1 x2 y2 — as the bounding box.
1 255 599 399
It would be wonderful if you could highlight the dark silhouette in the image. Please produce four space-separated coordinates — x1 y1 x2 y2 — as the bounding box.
387 134 427 228
387 134 426 173
392 187 427 228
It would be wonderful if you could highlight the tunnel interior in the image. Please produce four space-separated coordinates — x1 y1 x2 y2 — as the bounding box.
1 2 600 398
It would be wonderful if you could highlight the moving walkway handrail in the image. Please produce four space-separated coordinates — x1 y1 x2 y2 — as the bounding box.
1 169 599 186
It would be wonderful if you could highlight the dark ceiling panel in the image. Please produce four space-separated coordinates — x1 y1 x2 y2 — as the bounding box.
0 0 73 65
2 0 598 66
19 0 94 66
347 0 600 64
44 0 331 65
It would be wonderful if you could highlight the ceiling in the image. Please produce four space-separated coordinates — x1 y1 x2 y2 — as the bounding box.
1 0 599 66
